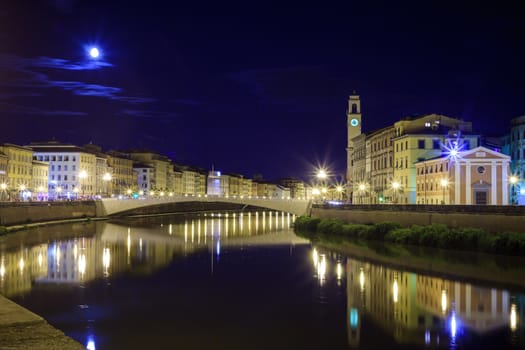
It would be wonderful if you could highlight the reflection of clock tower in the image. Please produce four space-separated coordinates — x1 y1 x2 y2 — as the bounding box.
346 92 362 200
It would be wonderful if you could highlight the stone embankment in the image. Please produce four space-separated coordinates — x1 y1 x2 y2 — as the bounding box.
0 295 85 350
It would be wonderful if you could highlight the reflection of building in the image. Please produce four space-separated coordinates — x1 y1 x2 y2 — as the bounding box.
0 211 296 298
342 255 516 348
0 244 48 297
417 275 510 333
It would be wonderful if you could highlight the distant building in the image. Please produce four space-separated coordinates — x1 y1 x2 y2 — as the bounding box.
279 178 307 199
134 163 154 195
29 141 98 199
0 151 7 200
0 143 33 199
128 151 172 192
106 151 135 196
502 115 525 203
207 170 222 196
31 160 49 200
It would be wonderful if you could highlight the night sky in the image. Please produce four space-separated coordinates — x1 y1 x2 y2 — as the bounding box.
1 1 524 181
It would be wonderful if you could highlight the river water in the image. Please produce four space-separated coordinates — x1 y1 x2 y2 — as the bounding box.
0 211 524 349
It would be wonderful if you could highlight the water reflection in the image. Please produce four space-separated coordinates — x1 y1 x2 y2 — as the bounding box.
0 211 299 298
311 247 525 349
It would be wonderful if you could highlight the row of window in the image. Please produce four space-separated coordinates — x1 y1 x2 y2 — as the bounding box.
417 163 449 175
50 165 76 172
36 155 76 162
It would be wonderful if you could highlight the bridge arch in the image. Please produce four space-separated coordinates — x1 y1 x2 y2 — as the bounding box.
95 196 310 217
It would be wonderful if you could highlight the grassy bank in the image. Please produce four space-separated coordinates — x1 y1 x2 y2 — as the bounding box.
294 216 525 256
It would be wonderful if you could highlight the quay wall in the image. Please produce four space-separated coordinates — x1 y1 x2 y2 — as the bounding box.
0 201 96 226
311 204 525 233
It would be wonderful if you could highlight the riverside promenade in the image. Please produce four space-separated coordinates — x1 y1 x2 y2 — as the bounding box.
0 295 84 350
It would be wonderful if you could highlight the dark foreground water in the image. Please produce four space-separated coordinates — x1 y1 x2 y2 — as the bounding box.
1 211 524 349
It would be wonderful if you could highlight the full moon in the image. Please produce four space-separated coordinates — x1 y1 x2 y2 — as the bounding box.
89 47 100 58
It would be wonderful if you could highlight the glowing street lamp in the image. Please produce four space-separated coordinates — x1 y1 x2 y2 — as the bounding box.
79 170 88 197
103 172 112 197
317 169 327 180
440 178 449 205
510 175 518 205
1 183 7 201
392 181 400 204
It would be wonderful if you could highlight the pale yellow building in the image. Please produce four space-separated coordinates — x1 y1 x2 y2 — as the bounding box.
106 151 135 196
31 160 49 200
0 143 34 200
392 114 479 204
0 152 7 200
129 151 173 192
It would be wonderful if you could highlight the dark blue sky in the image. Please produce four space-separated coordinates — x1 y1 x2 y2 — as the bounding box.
1 1 524 181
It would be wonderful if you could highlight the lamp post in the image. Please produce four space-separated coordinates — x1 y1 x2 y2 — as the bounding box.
440 179 448 205
79 170 88 197
1 183 7 201
510 175 518 205
358 183 366 204
392 181 400 204
19 184 26 201
56 186 62 200
336 186 343 201
103 172 112 198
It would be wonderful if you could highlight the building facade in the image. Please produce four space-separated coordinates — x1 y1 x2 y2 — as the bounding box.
0 143 34 199
415 146 511 205
30 142 97 199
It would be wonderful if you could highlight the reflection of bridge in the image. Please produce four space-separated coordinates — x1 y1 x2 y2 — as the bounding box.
95 196 311 217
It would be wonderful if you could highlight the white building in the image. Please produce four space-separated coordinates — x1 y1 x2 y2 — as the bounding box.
29 141 100 199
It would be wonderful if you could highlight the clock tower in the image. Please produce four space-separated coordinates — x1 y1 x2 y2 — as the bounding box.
346 92 362 198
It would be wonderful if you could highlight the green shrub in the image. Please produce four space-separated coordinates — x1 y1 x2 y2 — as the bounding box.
294 216 321 232
385 228 414 244
369 222 402 240
317 218 344 235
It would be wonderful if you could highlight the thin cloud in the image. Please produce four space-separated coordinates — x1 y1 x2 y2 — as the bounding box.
0 102 88 116
0 53 154 104
118 109 178 119
34 56 113 70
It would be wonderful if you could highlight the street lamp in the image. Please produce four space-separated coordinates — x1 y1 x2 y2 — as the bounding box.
336 185 343 201
358 183 366 204
73 187 79 200
126 189 132 198
440 179 448 205
510 175 518 205
79 170 88 197
103 172 112 197
56 186 62 199
1 183 7 201
317 169 327 180
392 181 400 204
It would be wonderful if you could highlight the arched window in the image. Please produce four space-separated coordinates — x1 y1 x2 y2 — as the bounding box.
351 103 358 114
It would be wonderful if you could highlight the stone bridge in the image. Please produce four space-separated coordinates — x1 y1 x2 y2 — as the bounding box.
95 195 311 217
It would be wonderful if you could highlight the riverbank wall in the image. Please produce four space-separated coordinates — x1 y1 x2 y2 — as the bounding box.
311 203 525 233
0 201 96 227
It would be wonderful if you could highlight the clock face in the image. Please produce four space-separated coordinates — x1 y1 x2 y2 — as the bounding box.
350 118 359 127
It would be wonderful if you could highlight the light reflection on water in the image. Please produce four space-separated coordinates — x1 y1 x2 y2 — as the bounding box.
0 211 524 349
310 247 525 349
0 211 298 298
